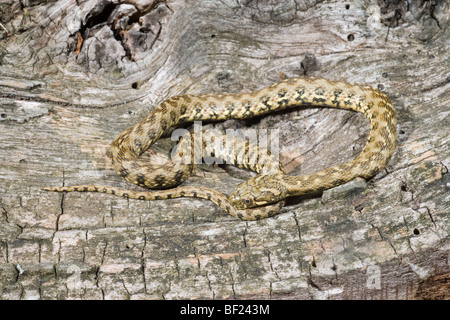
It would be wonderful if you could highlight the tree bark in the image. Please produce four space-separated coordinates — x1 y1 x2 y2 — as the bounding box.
0 0 448 300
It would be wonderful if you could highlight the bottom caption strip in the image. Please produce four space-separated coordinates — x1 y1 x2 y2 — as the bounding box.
180 303 270 317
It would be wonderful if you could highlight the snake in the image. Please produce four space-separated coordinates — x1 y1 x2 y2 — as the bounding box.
42 76 397 220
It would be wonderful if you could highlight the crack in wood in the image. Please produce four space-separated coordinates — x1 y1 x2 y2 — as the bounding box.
371 223 398 255
228 268 237 299
292 212 303 242
266 250 281 281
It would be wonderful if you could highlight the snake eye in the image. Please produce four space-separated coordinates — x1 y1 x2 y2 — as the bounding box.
245 199 250 204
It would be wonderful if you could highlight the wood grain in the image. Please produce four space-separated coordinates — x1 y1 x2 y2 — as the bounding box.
0 0 448 299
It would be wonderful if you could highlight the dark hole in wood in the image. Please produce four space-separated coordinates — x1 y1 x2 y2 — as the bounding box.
84 3 116 30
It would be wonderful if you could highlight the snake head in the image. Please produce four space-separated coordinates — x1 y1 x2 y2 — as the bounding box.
229 174 288 209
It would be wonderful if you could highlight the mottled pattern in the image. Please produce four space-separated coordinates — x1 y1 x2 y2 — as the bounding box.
43 77 397 220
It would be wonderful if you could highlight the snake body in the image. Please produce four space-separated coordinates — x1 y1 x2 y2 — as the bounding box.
43 77 397 220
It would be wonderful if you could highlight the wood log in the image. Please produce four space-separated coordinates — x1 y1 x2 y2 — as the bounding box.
0 0 448 300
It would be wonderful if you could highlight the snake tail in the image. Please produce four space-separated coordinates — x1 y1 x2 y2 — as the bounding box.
41 185 283 221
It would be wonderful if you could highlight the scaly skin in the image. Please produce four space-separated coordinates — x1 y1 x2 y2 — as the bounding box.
43 77 397 220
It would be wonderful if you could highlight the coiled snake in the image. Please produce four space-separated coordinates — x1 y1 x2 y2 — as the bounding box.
43 77 397 220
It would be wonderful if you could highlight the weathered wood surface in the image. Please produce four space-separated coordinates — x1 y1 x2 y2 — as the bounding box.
0 0 448 300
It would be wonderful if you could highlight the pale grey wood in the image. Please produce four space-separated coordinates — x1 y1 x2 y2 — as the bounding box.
0 0 448 300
